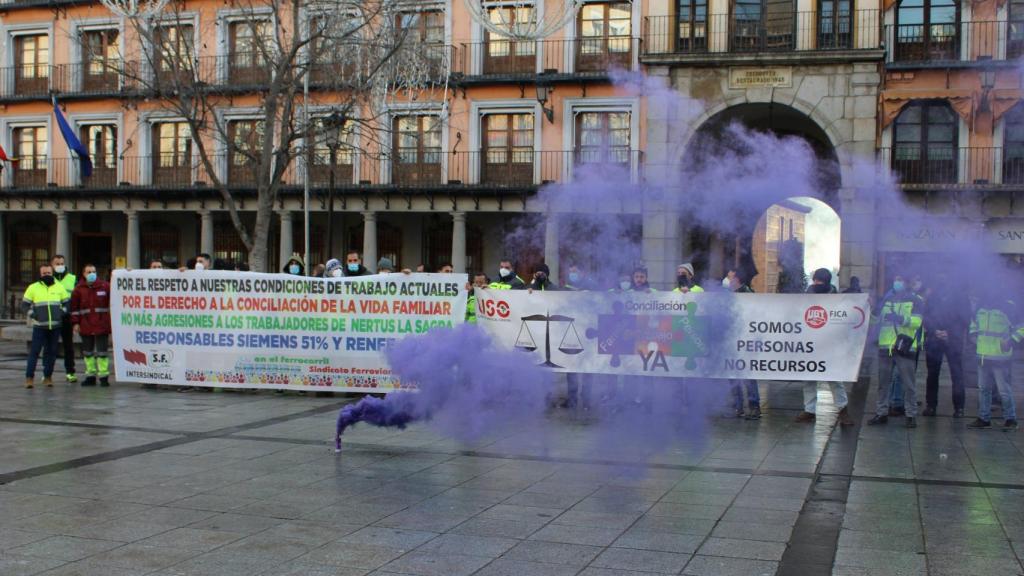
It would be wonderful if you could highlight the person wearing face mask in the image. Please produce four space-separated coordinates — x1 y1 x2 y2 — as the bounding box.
50 255 79 383
193 253 212 271
377 258 396 274
794 269 853 425
869 273 925 428
922 272 968 418
71 265 112 387
528 263 559 291
324 259 343 278
672 263 704 294
282 253 306 276
966 289 1024 430
562 264 594 410
489 259 526 290
21 264 71 388
344 250 370 276
466 273 490 324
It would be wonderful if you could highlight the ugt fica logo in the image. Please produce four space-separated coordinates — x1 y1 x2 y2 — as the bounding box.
804 306 828 329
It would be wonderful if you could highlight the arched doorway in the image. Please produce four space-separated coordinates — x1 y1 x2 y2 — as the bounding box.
682 103 841 288
751 197 841 293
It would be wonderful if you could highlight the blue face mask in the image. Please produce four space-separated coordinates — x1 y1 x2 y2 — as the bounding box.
568 272 580 285
348 263 360 272
86 272 97 283
893 280 905 292
288 264 301 275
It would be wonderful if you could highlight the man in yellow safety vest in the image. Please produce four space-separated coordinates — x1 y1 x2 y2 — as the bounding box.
21 263 71 388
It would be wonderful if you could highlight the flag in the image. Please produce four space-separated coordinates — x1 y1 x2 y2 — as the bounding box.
0 144 10 162
52 97 92 177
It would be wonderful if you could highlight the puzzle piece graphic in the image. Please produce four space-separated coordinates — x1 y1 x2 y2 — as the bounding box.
585 300 709 370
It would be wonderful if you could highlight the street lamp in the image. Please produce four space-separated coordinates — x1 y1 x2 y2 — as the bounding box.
322 110 347 258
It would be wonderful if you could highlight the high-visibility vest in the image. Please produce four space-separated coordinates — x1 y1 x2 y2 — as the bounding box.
57 273 77 295
971 305 1023 360
877 296 924 352
466 295 477 324
672 284 704 293
22 281 70 329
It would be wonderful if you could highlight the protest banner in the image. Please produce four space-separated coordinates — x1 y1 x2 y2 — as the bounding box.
111 270 467 391
475 290 871 382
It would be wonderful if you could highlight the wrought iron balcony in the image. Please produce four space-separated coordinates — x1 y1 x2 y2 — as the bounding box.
884 21 1024 64
881 147 1024 186
455 37 639 79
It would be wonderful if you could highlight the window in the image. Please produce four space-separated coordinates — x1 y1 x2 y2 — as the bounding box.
309 14 360 84
141 222 180 268
1004 104 1024 184
348 221 403 269
1010 0 1024 58
484 5 536 74
575 111 630 167
214 221 247 267
12 126 47 188
392 115 441 186
152 121 192 186
577 2 632 72
228 119 264 186
229 19 273 84
153 24 195 84
817 0 851 49
895 0 958 62
732 0 794 51
309 116 356 186
81 29 120 91
81 124 117 187
892 101 958 184
14 34 49 94
677 0 708 52
482 113 533 185
8 222 50 288
397 10 446 75
288 225 324 270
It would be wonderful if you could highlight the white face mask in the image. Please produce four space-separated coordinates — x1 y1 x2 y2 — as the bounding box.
194 263 205 271
722 277 731 288
499 267 512 278
331 269 342 278
54 265 66 274
619 280 631 290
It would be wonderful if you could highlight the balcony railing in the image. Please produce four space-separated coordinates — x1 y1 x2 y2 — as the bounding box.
884 21 1024 63
0 150 643 191
642 11 881 56
881 147 1024 186
455 37 639 78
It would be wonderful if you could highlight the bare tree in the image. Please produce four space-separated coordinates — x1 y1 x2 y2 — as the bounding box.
81 0 446 270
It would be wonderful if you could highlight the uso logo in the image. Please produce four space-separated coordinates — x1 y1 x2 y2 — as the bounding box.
804 305 828 329
478 298 511 319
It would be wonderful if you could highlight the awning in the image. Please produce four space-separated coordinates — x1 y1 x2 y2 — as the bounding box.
881 89 975 128
991 88 1023 121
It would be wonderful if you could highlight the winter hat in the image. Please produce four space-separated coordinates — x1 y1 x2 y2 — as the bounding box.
536 263 550 275
325 258 342 276
679 263 695 277
377 257 394 271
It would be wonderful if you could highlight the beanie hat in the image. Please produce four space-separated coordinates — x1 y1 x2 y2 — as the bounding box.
536 263 550 275
325 259 342 276
679 263 695 277
377 257 394 271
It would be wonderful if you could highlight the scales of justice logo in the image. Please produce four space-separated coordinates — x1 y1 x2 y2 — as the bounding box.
514 311 584 368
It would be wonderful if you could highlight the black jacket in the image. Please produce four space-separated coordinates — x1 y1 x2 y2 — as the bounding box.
344 264 370 277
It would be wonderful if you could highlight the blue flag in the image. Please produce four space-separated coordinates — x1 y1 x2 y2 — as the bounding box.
53 97 92 178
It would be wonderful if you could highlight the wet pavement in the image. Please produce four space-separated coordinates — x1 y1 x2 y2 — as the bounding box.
0 341 1022 576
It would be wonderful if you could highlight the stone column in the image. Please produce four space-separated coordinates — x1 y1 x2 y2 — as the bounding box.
199 210 214 256
362 211 377 272
451 212 467 273
54 210 70 258
544 214 559 282
709 234 725 282
279 211 293 266
0 214 6 312
125 210 140 270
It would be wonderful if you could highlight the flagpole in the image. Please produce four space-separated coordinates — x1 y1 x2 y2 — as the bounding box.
303 38 310 270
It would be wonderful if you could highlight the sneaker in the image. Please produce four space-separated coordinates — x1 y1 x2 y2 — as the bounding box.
66 373 77 383
745 407 762 420
922 407 936 417
1004 420 1019 431
953 408 965 418
99 377 109 387
42 377 53 387
837 407 854 427
24 378 34 389
867 415 888 425
735 409 745 418
794 411 816 423
82 376 96 387
967 418 992 429
905 417 917 428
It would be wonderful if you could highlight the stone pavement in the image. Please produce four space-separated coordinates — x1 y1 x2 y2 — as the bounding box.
0 341 1022 576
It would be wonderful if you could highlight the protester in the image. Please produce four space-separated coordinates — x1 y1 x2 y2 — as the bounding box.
613 272 632 292
310 263 325 278
922 273 968 418
51 255 78 383
149 259 164 270
378 258 395 273
673 262 704 293
843 276 862 293
795 269 852 425
466 273 489 324
438 263 454 273
325 259 343 278
563 265 592 410
22 264 70 388
283 253 305 276
967 291 1023 430
529 263 558 291
194 253 212 271
629 266 654 293
71 264 112 387
490 259 526 289
869 273 924 428
344 251 370 276
727 269 759 419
